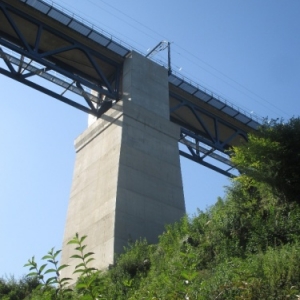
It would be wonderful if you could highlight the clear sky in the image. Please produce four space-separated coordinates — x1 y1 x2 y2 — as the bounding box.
1 0 299 278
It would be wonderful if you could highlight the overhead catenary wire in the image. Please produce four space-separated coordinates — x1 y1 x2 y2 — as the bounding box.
172 44 292 119
59 0 292 120
58 0 156 52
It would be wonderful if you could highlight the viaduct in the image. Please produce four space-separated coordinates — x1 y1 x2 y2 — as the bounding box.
0 0 260 279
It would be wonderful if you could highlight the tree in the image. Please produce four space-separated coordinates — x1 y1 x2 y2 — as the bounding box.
0 275 39 300
3 118 300 299
231 117 300 203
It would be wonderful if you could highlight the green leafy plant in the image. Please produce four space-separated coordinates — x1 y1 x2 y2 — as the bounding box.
17 117 300 299
67 233 103 299
24 233 104 299
0 275 39 300
24 247 71 299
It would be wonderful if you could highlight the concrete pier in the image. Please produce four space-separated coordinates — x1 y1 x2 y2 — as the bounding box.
60 52 185 278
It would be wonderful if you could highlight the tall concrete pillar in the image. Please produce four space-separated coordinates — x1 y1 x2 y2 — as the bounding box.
60 51 185 279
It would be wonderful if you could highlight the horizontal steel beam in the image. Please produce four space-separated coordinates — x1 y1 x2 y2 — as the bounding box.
0 0 123 117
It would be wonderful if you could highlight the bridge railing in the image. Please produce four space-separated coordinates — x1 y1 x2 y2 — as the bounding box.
17 0 263 126
170 69 263 124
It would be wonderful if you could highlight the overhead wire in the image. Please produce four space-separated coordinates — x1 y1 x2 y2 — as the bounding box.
172 44 292 118
58 0 150 51
100 0 292 119
58 0 291 120
169 46 286 118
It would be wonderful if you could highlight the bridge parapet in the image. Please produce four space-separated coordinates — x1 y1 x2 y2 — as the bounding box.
0 0 261 177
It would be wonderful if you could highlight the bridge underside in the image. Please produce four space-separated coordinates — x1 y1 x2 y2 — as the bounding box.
0 0 265 281
0 0 260 177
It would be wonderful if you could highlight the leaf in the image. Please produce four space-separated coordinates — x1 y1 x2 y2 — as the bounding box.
80 235 87 243
44 268 57 274
59 277 71 283
27 272 38 277
57 264 69 272
85 267 97 272
42 255 53 260
70 254 83 259
83 252 94 259
181 270 198 281
28 256 35 262
73 268 85 274
75 263 85 269
53 250 62 258
46 276 57 285
47 247 54 254
47 259 55 264
87 276 97 286
39 263 48 274
76 282 88 289
24 257 37 268
85 257 95 265
67 240 79 245
123 279 133 287
75 245 87 251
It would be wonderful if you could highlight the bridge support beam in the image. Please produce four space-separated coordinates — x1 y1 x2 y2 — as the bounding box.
60 51 185 279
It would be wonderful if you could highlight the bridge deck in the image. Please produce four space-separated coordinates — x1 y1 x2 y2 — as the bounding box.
0 0 260 176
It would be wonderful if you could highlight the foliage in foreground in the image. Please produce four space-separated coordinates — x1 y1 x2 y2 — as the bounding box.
2 117 300 299
0 276 39 300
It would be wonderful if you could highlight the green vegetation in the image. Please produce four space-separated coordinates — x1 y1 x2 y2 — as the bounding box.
0 276 39 300
2 117 300 299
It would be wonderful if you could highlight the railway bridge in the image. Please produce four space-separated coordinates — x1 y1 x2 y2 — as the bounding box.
0 0 260 277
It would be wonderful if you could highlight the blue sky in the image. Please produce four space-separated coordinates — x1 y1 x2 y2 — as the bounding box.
1 0 299 278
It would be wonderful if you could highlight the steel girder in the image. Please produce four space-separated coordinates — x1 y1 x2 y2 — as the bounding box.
0 1 253 178
179 128 236 177
0 0 124 117
170 91 248 177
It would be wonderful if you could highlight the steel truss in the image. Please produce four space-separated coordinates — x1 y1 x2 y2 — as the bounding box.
0 0 257 177
0 1 123 117
170 92 248 177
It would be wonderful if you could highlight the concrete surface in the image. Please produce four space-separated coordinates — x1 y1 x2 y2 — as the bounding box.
60 51 185 281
